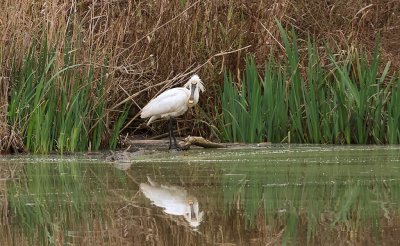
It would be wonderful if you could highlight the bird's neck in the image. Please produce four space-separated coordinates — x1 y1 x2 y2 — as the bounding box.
189 88 199 106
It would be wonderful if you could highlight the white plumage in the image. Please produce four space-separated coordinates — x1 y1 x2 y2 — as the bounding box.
140 87 190 125
140 74 205 149
141 74 205 125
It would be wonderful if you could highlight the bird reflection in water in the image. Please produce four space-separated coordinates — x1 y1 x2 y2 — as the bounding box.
140 177 204 229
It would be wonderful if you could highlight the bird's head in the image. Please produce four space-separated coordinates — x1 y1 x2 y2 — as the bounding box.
184 198 204 229
185 74 205 105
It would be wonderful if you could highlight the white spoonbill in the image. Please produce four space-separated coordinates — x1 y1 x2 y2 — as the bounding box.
140 177 204 229
140 74 205 150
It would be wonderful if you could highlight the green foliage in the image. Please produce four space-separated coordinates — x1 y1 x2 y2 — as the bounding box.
219 23 400 144
8 38 128 153
109 105 130 150
220 57 265 143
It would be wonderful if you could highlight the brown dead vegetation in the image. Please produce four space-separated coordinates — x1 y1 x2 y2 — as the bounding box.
0 77 24 153
0 0 399 147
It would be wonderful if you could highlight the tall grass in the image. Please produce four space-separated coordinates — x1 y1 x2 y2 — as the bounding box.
220 57 265 142
219 24 400 144
1 1 399 143
8 38 129 153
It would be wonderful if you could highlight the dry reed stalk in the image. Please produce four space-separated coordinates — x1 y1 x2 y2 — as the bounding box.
0 77 24 153
0 0 399 138
0 77 11 153
0 77 8 144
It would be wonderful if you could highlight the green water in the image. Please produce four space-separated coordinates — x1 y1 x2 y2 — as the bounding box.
1 145 400 245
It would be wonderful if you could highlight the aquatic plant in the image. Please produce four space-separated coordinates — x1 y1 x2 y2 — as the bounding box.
8 37 129 153
220 57 265 143
1 0 399 145
219 23 399 144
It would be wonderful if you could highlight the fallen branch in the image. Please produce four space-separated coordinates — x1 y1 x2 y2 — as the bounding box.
179 136 225 150
120 135 225 150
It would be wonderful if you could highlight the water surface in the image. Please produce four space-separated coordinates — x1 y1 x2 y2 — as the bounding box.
1 145 400 245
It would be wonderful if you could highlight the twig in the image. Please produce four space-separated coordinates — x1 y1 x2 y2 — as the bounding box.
258 21 286 52
113 0 201 62
119 45 251 131
149 127 189 140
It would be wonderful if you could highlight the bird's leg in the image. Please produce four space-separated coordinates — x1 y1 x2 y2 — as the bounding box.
171 118 181 150
168 118 173 150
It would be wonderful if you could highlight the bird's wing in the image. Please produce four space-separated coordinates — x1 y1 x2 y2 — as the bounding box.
141 88 189 118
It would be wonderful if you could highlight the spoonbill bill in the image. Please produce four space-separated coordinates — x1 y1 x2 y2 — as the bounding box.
140 177 204 229
140 75 205 150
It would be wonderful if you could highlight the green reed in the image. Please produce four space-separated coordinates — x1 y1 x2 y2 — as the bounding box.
8 38 128 153
220 57 265 142
387 77 400 144
219 23 399 144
